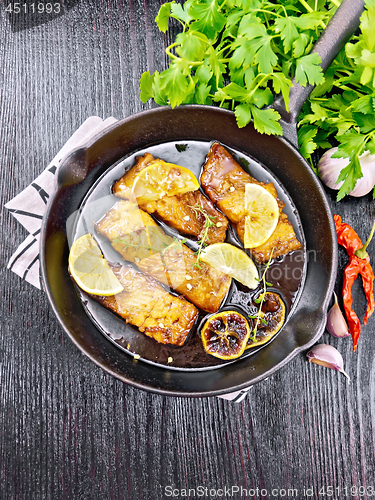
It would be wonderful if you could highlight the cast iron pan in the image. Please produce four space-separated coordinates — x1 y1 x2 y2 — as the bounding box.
40 0 364 396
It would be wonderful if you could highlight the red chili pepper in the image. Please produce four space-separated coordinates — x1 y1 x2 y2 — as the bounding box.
334 215 375 352
334 215 363 255
362 264 375 323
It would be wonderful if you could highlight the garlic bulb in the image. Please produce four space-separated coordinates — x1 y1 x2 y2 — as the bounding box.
318 147 375 197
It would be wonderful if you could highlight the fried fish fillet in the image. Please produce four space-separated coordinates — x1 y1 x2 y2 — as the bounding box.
95 200 232 313
95 263 198 346
200 142 302 263
112 153 228 244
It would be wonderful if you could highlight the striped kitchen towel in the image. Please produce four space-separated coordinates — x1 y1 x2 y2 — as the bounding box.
5 115 252 403
5 116 117 288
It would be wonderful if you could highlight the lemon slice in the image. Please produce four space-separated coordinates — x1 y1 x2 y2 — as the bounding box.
68 234 124 296
200 243 259 289
244 183 279 248
130 160 199 205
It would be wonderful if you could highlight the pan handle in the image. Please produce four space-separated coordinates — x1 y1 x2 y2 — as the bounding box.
272 0 365 147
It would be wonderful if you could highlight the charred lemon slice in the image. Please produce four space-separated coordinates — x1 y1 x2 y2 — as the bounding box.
247 292 286 349
201 311 251 360
130 160 199 204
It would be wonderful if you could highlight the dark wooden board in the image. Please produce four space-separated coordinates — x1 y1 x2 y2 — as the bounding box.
1 1 375 498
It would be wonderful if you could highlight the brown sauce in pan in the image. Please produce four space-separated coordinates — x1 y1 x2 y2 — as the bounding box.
71 141 306 371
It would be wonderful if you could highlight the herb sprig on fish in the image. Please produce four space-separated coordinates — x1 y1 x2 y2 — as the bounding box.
189 202 217 268
248 247 274 341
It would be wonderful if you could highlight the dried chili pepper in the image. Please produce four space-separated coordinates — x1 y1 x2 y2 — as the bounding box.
334 215 375 352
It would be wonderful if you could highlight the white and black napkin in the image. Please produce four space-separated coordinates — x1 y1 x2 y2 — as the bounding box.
5 116 118 288
5 116 252 403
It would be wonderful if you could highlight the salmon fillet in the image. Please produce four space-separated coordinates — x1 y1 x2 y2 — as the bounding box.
95 200 232 313
200 142 302 263
95 263 198 346
112 153 228 244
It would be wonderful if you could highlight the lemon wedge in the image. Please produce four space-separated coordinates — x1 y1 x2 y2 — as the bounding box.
244 183 279 248
130 160 199 205
68 234 124 296
200 243 259 289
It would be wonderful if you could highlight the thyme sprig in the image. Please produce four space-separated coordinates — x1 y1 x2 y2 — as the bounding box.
248 248 275 342
189 203 216 268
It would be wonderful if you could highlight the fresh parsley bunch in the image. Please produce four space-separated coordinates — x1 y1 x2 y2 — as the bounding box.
140 0 337 135
140 0 375 200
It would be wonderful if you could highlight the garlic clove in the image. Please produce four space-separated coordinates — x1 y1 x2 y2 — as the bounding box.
307 344 350 381
326 292 351 338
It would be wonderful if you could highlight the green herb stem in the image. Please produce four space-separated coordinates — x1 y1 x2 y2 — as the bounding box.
189 203 216 268
217 0 229 13
249 248 275 342
165 43 181 62
298 0 312 13
355 220 375 259
253 9 283 19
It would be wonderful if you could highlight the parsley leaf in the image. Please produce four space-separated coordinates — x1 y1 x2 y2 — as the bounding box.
336 157 363 201
195 82 212 104
293 33 311 58
274 16 299 53
140 71 154 103
295 53 325 87
250 106 283 135
155 2 172 33
255 41 278 74
271 73 292 111
333 130 368 159
235 103 252 128
151 72 169 106
176 31 208 61
298 124 318 161
162 65 189 106
171 1 193 25
189 0 226 40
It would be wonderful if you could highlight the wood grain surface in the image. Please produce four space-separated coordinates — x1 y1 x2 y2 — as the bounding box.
1 1 375 499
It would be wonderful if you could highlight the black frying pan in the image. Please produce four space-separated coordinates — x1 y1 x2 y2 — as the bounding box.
40 0 364 396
